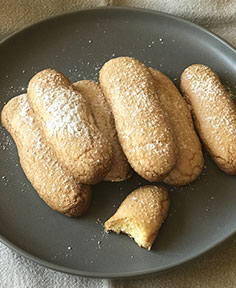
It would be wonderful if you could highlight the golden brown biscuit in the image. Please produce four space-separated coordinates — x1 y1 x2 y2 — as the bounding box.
73 80 132 182
180 64 236 174
99 57 177 182
1 94 91 216
27 69 113 184
150 68 204 185
104 185 169 250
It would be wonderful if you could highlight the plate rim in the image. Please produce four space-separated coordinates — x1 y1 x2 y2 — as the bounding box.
1 6 236 52
0 6 236 279
1 227 235 279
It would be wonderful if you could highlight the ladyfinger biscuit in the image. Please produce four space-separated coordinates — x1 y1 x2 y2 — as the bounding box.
105 185 169 250
27 69 112 184
150 69 204 185
99 57 177 182
180 64 236 174
73 80 132 182
1 94 91 216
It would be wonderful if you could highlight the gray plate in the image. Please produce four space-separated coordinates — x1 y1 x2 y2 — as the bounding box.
0 7 236 279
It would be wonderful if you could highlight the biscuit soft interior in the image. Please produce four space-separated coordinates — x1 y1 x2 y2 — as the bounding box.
106 218 152 249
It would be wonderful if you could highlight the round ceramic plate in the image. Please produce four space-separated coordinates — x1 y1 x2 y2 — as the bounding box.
0 7 236 279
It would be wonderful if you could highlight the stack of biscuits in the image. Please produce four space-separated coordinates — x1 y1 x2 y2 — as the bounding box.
2 57 236 250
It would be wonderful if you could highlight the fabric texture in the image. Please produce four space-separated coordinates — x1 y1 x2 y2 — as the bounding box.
0 243 112 288
113 0 236 48
0 0 236 287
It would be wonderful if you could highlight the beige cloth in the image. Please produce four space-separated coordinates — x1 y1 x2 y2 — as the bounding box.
0 1 236 287
1 0 236 48
113 0 236 47
0 0 108 39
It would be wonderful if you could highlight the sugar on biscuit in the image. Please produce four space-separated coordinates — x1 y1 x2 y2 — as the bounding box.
1 94 91 217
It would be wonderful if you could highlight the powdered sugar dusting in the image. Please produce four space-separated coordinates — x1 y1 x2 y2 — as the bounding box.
73 80 131 182
28 69 112 183
149 68 203 185
100 57 176 180
15 95 86 210
19 94 33 125
106 59 171 152
182 64 236 160
30 70 93 137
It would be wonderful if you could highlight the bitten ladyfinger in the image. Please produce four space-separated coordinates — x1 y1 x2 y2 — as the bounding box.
99 57 177 182
27 69 112 184
181 64 236 174
73 80 132 182
150 69 204 185
1 94 91 217
105 185 169 250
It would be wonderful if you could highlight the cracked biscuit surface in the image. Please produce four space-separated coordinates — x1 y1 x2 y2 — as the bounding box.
73 80 132 182
181 64 236 174
99 57 177 182
105 185 169 250
1 94 91 216
150 68 204 185
28 69 113 184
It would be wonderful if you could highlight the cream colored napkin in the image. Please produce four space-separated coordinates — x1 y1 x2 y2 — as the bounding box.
1 0 235 48
115 236 236 288
0 1 236 288
0 0 110 39
113 0 236 48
